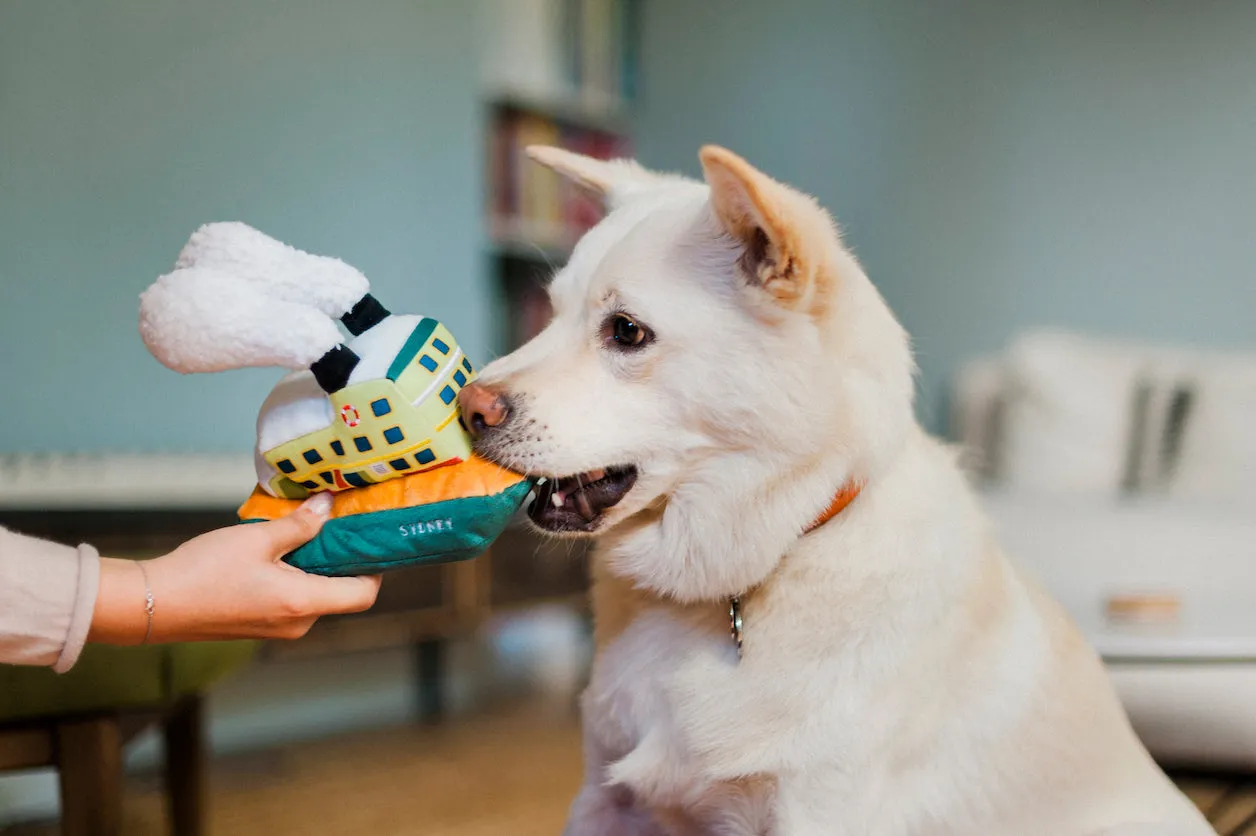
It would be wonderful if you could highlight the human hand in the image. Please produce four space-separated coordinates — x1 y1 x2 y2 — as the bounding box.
88 492 381 645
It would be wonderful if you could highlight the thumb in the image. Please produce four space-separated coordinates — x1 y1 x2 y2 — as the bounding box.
263 492 334 558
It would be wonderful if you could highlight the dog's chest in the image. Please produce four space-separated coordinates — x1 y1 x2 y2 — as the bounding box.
586 604 776 826
592 601 732 722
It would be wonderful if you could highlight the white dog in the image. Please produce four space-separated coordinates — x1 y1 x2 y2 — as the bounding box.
459 145 1214 835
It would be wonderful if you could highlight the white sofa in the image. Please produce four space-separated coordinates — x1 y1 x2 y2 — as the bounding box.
952 329 1256 769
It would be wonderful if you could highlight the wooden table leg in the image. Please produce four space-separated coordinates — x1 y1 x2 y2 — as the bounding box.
164 696 206 836
57 715 123 836
416 638 445 723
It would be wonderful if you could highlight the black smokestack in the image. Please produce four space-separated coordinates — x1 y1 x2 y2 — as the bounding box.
341 293 390 336
310 344 360 393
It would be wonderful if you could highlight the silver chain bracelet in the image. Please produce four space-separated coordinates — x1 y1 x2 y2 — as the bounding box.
136 561 155 645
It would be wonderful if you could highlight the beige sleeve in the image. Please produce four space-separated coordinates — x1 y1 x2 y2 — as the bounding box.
0 526 101 673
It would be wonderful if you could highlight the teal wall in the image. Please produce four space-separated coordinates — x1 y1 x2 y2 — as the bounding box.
635 1 1256 430
0 0 485 453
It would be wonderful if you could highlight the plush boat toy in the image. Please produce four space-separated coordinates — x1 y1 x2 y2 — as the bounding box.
139 222 532 576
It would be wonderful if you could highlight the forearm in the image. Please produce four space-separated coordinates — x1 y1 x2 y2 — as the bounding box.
2 497 376 667
85 557 150 646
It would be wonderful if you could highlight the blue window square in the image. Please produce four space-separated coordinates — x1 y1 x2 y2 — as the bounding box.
300 480 319 489
277 459 296 474
303 448 323 465
432 338 450 355
383 426 404 445
416 448 436 465
353 436 372 452
344 472 369 488
462 358 472 373
418 354 438 372
439 385 456 405
389 458 410 471
319 472 335 485
453 370 467 387
371 398 391 417
329 440 344 456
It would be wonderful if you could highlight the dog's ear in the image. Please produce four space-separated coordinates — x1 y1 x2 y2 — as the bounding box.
526 145 667 209
700 145 821 309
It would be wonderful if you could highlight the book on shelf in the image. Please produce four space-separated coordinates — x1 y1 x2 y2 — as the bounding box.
518 279 555 347
481 0 638 352
496 255 557 351
487 103 631 257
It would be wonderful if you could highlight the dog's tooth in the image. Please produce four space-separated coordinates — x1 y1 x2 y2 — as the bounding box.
574 488 595 521
552 491 565 509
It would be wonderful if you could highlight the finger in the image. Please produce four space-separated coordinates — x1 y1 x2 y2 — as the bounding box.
263 492 334 558
298 573 381 615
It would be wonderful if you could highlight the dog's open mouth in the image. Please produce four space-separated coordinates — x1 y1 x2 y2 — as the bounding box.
528 466 638 532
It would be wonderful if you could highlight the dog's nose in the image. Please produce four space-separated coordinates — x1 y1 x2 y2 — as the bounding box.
458 382 511 439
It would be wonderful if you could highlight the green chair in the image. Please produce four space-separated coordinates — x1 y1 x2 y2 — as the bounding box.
0 640 258 836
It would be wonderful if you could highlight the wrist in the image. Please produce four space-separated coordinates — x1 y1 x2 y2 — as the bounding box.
87 557 152 646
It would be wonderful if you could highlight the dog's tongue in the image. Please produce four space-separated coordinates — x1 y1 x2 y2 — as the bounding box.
550 469 607 522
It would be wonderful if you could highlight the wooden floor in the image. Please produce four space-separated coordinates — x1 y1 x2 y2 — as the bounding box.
6 699 584 836
5 698 1255 835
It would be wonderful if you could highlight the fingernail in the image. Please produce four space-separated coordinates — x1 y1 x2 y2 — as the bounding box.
304 491 333 517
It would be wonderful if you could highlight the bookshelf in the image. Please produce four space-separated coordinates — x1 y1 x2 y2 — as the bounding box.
476 0 637 610
486 95 633 352
479 0 638 353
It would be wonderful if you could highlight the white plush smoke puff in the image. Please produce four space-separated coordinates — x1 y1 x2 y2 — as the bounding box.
140 268 350 373
175 222 369 319
139 223 368 374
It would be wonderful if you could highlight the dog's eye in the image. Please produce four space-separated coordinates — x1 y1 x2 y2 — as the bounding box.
613 316 643 345
608 314 649 349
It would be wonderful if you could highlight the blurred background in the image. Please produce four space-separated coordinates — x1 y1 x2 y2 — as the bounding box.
0 1 1253 833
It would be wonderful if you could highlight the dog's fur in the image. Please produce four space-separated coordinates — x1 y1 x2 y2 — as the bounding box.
471 145 1214 835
